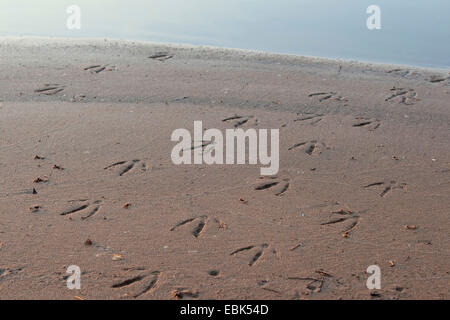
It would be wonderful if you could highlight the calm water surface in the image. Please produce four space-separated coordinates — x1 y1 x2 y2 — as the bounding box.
0 0 449 68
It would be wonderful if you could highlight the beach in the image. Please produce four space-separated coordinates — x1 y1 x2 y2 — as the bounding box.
0 37 449 299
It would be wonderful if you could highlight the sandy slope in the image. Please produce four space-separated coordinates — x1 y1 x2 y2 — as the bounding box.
0 37 449 299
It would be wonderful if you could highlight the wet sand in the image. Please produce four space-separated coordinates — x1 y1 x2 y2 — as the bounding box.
0 37 449 299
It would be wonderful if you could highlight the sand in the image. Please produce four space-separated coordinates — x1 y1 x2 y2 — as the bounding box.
0 37 449 300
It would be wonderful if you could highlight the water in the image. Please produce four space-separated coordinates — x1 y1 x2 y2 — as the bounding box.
0 0 449 69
